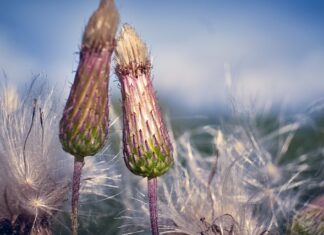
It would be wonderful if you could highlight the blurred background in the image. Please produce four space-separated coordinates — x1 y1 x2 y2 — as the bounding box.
1 1 324 234
1 0 324 119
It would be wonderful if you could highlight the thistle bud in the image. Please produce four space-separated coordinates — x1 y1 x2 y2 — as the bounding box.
59 0 119 159
115 24 173 178
290 196 324 235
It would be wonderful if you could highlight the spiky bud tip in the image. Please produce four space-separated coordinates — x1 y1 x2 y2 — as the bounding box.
115 24 173 178
59 0 119 158
82 0 119 50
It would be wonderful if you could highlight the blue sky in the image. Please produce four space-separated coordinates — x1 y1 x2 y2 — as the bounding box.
1 0 324 112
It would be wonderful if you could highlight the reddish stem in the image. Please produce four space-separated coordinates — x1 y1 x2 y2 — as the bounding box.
148 177 159 235
71 158 84 235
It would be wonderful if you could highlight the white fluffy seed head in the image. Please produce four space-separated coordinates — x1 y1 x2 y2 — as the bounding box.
0 81 71 228
119 127 267 235
118 109 320 235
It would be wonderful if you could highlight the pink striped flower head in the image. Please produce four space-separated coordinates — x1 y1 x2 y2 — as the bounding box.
59 0 119 160
115 24 173 178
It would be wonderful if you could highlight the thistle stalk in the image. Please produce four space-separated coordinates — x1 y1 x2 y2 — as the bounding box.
115 24 174 235
59 0 119 234
71 159 84 235
148 177 159 235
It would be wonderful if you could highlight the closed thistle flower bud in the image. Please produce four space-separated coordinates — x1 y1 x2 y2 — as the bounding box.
59 0 119 159
115 24 173 178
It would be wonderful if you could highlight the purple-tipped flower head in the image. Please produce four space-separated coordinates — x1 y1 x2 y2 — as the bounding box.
115 24 173 178
59 0 119 159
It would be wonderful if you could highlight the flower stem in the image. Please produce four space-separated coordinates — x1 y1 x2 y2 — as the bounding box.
71 158 84 235
148 177 159 235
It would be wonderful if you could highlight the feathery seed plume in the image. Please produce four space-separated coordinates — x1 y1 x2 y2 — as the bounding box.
0 85 19 115
120 111 323 235
0 81 70 235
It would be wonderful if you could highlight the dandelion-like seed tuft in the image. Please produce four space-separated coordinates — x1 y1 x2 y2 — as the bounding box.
0 81 71 234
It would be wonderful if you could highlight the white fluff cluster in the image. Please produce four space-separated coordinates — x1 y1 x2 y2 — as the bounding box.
0 81 122 234
0 81 71 233
119 109 321 235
